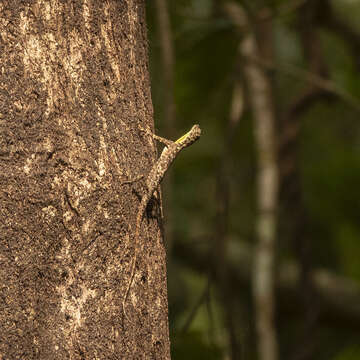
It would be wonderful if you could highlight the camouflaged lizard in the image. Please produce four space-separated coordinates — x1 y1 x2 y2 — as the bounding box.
122 124 201 319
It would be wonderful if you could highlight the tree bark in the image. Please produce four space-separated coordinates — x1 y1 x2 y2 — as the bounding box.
0 1 170 358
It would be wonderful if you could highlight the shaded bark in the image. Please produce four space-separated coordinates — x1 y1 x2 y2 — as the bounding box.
0 1 170 358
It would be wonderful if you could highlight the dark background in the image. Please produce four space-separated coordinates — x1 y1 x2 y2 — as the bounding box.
146 1 360 359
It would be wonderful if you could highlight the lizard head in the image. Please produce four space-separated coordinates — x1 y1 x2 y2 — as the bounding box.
175 124 201 146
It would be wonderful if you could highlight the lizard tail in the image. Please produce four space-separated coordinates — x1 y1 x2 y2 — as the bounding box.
122 212 142 321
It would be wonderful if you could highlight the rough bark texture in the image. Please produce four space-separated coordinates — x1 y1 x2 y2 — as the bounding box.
0 1 171 359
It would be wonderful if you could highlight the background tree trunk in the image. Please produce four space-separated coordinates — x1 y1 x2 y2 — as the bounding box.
222 3 279 360
0 1 171 358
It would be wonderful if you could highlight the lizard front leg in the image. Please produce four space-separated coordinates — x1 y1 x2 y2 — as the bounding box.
138 126 174 147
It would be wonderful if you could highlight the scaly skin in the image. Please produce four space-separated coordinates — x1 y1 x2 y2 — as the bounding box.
122 124 201 320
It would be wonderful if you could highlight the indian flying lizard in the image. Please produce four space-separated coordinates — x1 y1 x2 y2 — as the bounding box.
122 124 201 320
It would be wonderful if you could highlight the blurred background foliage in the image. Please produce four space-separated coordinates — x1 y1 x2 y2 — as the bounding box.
146 0 360 359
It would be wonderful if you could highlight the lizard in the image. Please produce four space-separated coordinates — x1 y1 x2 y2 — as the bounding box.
122 124 201 320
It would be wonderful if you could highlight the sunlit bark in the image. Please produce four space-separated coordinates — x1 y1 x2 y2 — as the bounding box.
0 1 170 358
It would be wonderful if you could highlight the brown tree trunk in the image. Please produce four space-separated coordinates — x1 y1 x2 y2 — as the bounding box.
0 1 171 358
